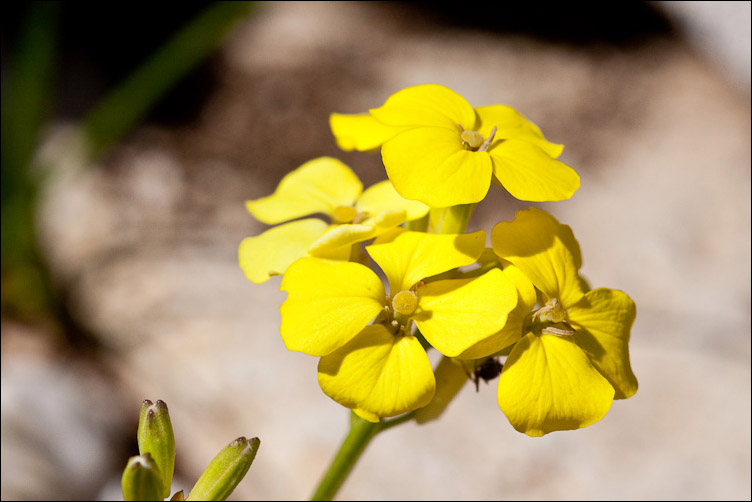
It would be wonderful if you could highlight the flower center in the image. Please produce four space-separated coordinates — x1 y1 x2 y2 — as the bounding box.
535 298 567 323
459 125 498 152
530 298 575 337
332 205 359 223
392 290 418 316
461 130 485 149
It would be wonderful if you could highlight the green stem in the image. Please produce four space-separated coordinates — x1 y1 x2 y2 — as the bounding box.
428 203 476 234
311 412 381 501
379 412 415 432
405 213 429 232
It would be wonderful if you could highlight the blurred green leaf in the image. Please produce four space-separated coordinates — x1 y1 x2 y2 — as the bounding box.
82 1 255 159
1 1 60 320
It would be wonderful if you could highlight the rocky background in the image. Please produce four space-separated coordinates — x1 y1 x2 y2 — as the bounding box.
2 2 750 500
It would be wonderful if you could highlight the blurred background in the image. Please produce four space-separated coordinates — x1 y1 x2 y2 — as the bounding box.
1 1 750 500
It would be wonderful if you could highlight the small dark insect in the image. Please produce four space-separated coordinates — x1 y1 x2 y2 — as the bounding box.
466 357 503 392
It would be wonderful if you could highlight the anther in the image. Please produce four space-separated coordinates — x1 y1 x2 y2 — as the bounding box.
478 126 497 152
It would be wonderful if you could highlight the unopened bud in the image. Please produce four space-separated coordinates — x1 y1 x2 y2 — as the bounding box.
122 454 164 502
138 399 176 499
186 437 260 501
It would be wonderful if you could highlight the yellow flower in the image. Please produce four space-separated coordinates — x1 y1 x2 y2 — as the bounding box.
238 157 429 283
330 84 579 207
279 230 518 421
489 207 638 436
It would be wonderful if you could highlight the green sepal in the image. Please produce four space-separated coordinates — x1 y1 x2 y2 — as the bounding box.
122 453 164 502
138 399 176 499
186 437 260 501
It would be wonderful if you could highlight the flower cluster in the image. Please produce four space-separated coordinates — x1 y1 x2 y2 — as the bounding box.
240 84 637 436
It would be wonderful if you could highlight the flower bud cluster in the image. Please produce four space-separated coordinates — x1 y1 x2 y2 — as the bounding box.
122 400 259 500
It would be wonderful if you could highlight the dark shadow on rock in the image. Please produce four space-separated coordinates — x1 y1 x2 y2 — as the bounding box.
399 1 675 46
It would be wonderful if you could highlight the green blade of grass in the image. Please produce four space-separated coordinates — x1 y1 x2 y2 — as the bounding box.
82 1 255 160
1 2 61 318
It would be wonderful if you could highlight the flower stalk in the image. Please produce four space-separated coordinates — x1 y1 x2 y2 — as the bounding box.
311 412 380 501
428 203 475 234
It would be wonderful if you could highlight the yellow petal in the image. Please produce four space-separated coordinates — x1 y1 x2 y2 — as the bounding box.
318 325 436 418
413 268 517 357
491 207 585 305
490 139 580 202
238 219 328 284
360 209 407 234
367 230 486 293
475 105 564 158
329 113 404 152
280 258 386 356
568 288 638 399
246 157 362 224
498 332 615 437
457 264 536 359
353 408 380 423
457 311 525 360
370 84 477 130
414 356 469 424
307 210 406 256
355 180 430 221
382 127 493 207
502 261 539 312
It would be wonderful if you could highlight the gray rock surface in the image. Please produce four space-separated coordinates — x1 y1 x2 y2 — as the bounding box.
1 322 129 500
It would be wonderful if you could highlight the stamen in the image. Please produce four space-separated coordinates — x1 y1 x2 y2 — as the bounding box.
542 325 575 337
478 126 497 152
533 297 567 323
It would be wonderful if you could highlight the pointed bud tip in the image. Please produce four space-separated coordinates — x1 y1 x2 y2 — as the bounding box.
124 453 160 475
230 436 260 454
122 454 164 502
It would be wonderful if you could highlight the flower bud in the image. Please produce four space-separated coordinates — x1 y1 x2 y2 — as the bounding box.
138 399 176 499
186 437 260 501
122 453 164 501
